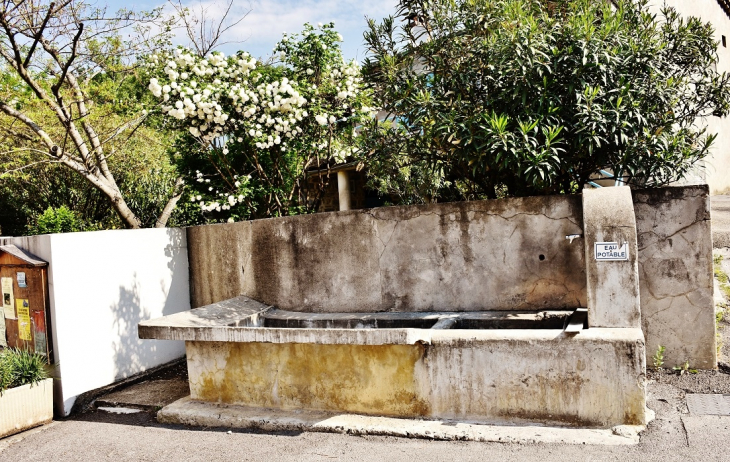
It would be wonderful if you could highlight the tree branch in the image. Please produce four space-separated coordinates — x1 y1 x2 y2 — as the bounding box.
23 1 55 68
154 177 185 227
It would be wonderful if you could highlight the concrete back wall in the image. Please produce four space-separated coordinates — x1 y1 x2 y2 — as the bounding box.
1 228 190 415
187 196 587 312
633 185 716 369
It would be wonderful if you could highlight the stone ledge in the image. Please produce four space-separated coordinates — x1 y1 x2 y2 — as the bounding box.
157 397 644 445
139 295 640 346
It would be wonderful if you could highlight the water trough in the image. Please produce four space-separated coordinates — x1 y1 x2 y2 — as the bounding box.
139 187 647 429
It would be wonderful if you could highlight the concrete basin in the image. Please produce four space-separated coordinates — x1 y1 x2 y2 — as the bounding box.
139 295 646 427
139 187 649 429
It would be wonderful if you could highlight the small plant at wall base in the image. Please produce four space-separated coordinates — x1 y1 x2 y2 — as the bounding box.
360 0 730 201
712 253 729 356
714 254 730 300
673 360 698 376
0 348 48 395
652 345 666 370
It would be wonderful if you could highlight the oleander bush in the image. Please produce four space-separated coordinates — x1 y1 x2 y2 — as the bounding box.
360 0 730 201
143 23 373 221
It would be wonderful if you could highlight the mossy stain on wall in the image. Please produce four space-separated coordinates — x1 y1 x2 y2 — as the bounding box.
189 341 431 417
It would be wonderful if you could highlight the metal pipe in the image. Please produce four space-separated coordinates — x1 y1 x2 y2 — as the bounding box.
337 170 351 211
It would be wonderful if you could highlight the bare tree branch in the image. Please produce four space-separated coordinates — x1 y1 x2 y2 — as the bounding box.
22 1 54 68
155 177 184 227
168 0 250 56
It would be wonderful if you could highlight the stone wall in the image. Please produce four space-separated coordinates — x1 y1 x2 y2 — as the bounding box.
187 195 586 313
185 328 646 427
186 185 717 369
633 185 716 369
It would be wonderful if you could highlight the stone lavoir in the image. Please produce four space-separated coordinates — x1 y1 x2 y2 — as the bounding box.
140 185 715 430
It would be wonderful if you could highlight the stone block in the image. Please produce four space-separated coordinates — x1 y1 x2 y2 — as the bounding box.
633 185 715 369
184 328 646 427
582 187 641 328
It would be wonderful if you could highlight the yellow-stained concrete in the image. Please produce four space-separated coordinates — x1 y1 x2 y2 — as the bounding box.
187 341 430 417
185 328 647 427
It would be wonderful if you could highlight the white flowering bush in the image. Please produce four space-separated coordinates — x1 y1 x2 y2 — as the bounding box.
143 23 373 220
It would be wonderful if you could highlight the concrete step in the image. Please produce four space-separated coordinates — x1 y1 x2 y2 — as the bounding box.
94 379 190 413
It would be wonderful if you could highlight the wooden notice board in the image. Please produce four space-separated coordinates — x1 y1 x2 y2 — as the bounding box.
0 245 52 361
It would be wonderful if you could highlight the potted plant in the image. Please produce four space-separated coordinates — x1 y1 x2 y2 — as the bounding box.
0 348 52 438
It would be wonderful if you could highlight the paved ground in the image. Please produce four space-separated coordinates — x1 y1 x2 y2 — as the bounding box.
712 195 730 247
0 379 729 462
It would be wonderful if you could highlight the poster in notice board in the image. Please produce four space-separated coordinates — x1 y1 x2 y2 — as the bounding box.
16 299 31 341
0 309 5 348
2 277 14 319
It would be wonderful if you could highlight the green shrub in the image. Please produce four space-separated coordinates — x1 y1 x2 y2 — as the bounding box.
361 0 730 200
0 351 13 392
0 348 49 395
27 205 82 235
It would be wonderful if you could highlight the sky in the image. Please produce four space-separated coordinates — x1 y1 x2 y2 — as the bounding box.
101 0 400 61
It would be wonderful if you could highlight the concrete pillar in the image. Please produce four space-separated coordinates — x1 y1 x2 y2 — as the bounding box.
337 170 351 211
582 187 641 328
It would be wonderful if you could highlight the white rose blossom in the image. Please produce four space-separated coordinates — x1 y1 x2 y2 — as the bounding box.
145 29 367 217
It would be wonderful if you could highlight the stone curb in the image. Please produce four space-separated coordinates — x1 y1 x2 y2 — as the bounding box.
157 397 643 446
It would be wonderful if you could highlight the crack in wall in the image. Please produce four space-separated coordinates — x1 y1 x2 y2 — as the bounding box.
364 207 581 229
637 220 705 252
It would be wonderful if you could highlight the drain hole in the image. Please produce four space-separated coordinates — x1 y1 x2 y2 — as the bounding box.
539 254 545 261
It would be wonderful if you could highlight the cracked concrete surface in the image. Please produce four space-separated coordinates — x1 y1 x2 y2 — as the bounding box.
633 186 716 369
187 196 587 312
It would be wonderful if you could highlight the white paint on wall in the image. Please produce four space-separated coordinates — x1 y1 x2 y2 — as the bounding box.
648 1 730 194
1 228 189 416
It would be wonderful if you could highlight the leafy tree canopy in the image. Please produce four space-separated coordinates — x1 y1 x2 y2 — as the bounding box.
0 0 184 234
360 0 730 200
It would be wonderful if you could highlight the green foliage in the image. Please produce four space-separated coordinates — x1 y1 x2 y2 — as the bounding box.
28 206 83 235
0 351 12 392
0 348 49 395
0 1 183 232
0 67 183 235
360 0 730 201
713 253 730 310
673 360 698 375
652 345 665 370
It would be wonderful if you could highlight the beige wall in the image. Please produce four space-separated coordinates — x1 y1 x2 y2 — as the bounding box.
1 228 190 416
650 1 730 194
633 185 716 369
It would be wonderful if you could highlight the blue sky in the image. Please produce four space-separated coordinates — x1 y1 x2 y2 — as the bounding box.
102 0 399 61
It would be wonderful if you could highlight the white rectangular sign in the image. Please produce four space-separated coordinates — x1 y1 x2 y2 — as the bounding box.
594 242 629 261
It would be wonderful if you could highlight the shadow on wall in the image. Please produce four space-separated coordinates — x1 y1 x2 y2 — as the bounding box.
109 229 189 381
110 277 157 381
162 228 188 318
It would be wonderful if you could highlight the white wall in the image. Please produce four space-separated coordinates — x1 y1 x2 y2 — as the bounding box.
1 228 189 416
649 1 730 194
